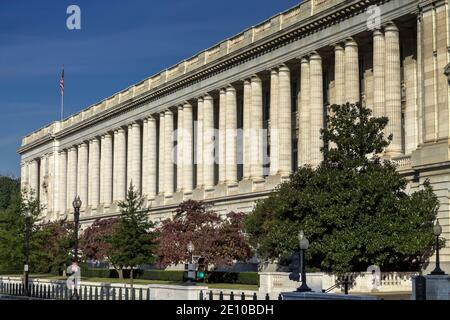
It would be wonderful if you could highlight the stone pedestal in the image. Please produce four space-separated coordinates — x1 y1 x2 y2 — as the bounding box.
147 284 208 300
412 275 450 300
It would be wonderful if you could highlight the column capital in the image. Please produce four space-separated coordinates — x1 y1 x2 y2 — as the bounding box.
164 109 173 116
226 84 236 92
197 96 204 103
345 37 358 46
203 93 213 101
384 21 399 32
116 127 125 133
300 55 310 63
309 51 322 60
334 42 345 50
183 102 193 109
251 74 262 82
278 64 290 72
177 105 184 111
147 115 157 122
78 142 88 148
270 68 278 75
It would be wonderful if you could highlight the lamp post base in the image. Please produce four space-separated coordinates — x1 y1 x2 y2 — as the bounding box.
296 283 312 292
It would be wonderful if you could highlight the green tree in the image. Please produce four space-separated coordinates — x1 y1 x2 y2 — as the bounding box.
0 175 19 210
245 103 439 274
106 184 157 284
0 189 44 273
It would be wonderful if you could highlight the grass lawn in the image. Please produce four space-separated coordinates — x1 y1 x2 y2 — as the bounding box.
1 274 258 291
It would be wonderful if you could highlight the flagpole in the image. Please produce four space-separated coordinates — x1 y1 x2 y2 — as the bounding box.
61 90 64 121
60 65 65 121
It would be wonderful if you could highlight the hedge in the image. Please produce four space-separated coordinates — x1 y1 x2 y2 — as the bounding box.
78 268 258 285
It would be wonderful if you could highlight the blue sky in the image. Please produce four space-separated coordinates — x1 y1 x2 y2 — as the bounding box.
0 0 300 176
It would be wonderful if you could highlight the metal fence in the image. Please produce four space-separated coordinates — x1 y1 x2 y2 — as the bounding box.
0 281 150 300
199 290 282 301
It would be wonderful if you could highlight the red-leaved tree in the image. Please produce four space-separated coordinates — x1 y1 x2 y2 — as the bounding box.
156 200 252 270
79 217 119 262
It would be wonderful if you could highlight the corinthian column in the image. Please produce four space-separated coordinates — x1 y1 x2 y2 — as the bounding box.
345 38 360 103
278 64 292 177
225 86 237 185
384 22 402 156
196 98 204 188
67 146 77 209
130 122 142 191
88 138 100 209
147 117 157 199
176 106 184 191
298 57 310 166
334 44 345 105
269 68 279 176
310 52 324 167
243 79 252 179
203 94 215 189
58 150 67 213
373 29 385 119
218 89 226 184
114 128 126 201
250 75 264 180
158 113 165 195
164 110 174 196
101 133 113 206
182 103 193 193
78 142 88 210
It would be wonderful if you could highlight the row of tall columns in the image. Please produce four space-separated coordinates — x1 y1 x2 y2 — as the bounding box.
49 22 405 214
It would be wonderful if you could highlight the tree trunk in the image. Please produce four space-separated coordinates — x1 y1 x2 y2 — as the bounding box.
117 268 123 279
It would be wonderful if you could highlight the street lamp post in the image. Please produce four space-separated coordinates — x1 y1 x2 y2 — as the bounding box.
187 241 195 284
297 230 311 292
23 207 31 297
72 196 82 299
430 219 446 275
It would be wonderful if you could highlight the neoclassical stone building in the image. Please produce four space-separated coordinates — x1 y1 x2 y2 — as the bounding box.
18 0 450 271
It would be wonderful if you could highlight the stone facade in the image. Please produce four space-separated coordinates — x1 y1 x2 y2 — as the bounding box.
18 0 450 272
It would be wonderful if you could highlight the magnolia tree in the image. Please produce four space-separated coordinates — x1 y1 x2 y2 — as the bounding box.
245 103 440 274
156 200 252 274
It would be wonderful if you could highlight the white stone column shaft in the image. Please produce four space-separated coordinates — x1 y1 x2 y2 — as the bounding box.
29 159 39 197
114 128 126 201
176 106 184 191
345 38 360 103
77 142 88 209
218 89 226 183
101 133 113 206
384 22 402 156
225 86 237 184
147 117 157 199
130 122 142 191
335 44 345 105
182 103 194 193
58 151 67 213
310 52 324 167
203 95 215 189
164 110 174 196
67 147 77 209
158 113 165 194
278 64 292 176
243 79 252 179
250 75 264 179
89 138 100 208
299 57 311 166
373 29 386 119
142 119 149 196
269 69 279 176
196 98 204 188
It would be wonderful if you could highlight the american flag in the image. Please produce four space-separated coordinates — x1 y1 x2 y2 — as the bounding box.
60 66 64 94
